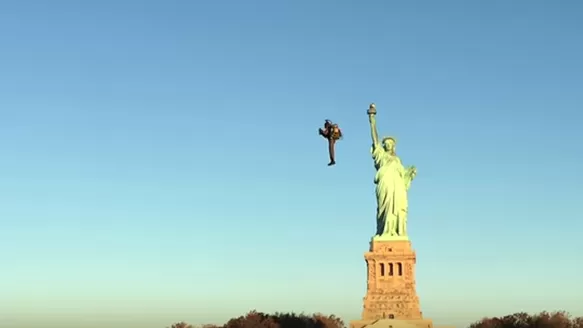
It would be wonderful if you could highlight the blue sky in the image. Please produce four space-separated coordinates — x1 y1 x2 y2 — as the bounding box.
1 1 582 327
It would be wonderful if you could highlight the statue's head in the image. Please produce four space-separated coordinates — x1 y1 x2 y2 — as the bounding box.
382 136 396 155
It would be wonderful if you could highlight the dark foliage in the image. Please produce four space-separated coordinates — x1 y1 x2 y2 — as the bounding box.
220 310 345 328
168 311 344 328
169 310 583 328
224 310 280 328
469 311 583 328
270 311 344 328
167 322 193 328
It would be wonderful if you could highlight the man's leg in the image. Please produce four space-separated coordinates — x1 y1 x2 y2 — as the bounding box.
327 138 336 165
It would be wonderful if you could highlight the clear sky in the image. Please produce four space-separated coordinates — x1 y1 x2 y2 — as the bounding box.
1 1 582 328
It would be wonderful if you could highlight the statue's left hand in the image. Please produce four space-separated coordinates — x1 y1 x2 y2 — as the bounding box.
408 166 417 178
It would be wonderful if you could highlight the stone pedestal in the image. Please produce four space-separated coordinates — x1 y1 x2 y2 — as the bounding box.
350 239 438 328
363 239 422 320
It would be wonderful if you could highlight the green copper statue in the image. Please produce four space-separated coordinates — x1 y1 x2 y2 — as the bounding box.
367 103 417 240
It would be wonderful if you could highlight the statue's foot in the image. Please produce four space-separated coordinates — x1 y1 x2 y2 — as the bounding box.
327 161 336 166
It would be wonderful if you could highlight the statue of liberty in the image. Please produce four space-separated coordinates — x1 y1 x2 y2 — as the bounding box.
367 103 417 240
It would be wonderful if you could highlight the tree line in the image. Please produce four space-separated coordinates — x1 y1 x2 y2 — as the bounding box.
166 310 583 328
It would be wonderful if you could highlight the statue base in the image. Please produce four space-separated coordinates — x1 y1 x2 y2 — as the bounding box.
361 239 422 320
372 234 410 242
350 318 437 328
350 319 455 328
349 239 453 328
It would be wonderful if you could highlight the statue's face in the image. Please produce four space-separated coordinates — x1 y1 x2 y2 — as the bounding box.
383 138 396 154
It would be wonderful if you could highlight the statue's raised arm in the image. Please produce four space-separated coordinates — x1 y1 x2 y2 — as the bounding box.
367 103 379 147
